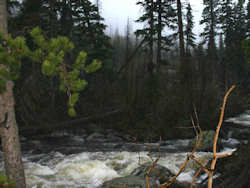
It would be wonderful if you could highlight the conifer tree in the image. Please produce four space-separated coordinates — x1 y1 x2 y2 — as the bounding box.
200 0 220 80
218 0 248 88
71 0 111 62
200 0 220 51
177 0 185 60
135 0 155 74
184 3 196 52
135 0 176 73
246 1 250 38
219 0 234 46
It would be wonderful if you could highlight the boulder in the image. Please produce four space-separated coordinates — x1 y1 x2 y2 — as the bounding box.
100 162 188 188
107 135 123 142
131 162 187 187
100 175 155 188
86 132 106 142
105 131 123 142
131 162 173 183
189 130 222 152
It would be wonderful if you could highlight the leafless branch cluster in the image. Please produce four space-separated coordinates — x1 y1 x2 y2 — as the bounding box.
143 85 235 188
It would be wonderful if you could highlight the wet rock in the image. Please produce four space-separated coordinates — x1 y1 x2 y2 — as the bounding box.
104 130 123 142
100 161 188 188
30 140 42 146
130 162 187 187
107 134 123 142
222 138 240 148
189 130 222 152
20 136 27 142
49 130 69 137
100 175 155 188
131 162 173 183
86 132 106 142
186 154 213 171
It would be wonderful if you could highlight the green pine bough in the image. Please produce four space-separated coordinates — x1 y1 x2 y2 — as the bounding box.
0 27 101 117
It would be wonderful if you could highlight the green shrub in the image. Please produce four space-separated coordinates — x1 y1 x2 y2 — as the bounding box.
0 174 15 188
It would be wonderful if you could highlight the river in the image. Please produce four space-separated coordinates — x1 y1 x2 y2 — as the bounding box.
1 110 250 188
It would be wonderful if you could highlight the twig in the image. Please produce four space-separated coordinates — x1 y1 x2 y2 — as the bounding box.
160 114 203 188
191 168 201 188
208 85 235 188
146 85 235 188
145 137 162 188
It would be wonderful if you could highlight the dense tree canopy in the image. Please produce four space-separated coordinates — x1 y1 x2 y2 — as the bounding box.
0 0 250 187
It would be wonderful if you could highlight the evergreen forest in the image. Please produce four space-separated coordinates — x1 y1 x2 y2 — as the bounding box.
5 0 248 139
0 0 250 187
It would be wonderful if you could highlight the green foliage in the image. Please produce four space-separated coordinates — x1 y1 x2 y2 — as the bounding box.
68 107 77 117
85 59 102 73
200 0 220 46
0 31 29 92
135 0 176 49
0 27 101 117
185 3 196 50
29 27 102 116
0 174 15 188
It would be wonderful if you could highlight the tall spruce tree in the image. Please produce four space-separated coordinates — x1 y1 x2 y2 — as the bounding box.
177 0 185 60
218 0 248 88
200 0 220 50
246 0 250 38
136 0 155 74
184 3 196 52
219 0 234 46
200 0 220 80
135 0 176 73
71 0 111 62
229 0 247 80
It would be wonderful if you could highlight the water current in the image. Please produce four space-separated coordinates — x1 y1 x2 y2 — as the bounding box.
1 110 250 188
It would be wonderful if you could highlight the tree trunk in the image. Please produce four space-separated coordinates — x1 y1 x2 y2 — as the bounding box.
148 0 154 75
157 0 162 72
177 0 185 60
0 0 7 35
0 0 26 187
208 0 217 81
0 83 26 188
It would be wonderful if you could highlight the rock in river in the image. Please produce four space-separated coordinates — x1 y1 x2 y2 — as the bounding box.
100 162 188 188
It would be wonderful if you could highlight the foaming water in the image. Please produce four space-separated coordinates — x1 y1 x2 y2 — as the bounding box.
2 108 248 188
7 148 231 188
226 110 250 127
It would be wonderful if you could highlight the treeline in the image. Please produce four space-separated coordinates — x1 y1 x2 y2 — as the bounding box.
8 0 250 139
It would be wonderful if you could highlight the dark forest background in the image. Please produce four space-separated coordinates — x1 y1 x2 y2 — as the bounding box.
7 0 250 140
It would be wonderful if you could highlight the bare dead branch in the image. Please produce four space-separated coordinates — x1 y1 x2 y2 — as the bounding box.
160 113 203 188
144 85 235 188
207 85 235 188
145 137 162 188
191 168 201 188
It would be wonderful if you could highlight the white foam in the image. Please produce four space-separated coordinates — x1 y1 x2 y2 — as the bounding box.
22 150 228 187
226 113 250 127
177 171 194 182
25 163 55 176
217 147 237 155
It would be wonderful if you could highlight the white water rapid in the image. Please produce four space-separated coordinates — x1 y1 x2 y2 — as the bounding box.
1 110 250 188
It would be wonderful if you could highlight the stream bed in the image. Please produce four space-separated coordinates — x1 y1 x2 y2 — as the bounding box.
1 110 250 188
